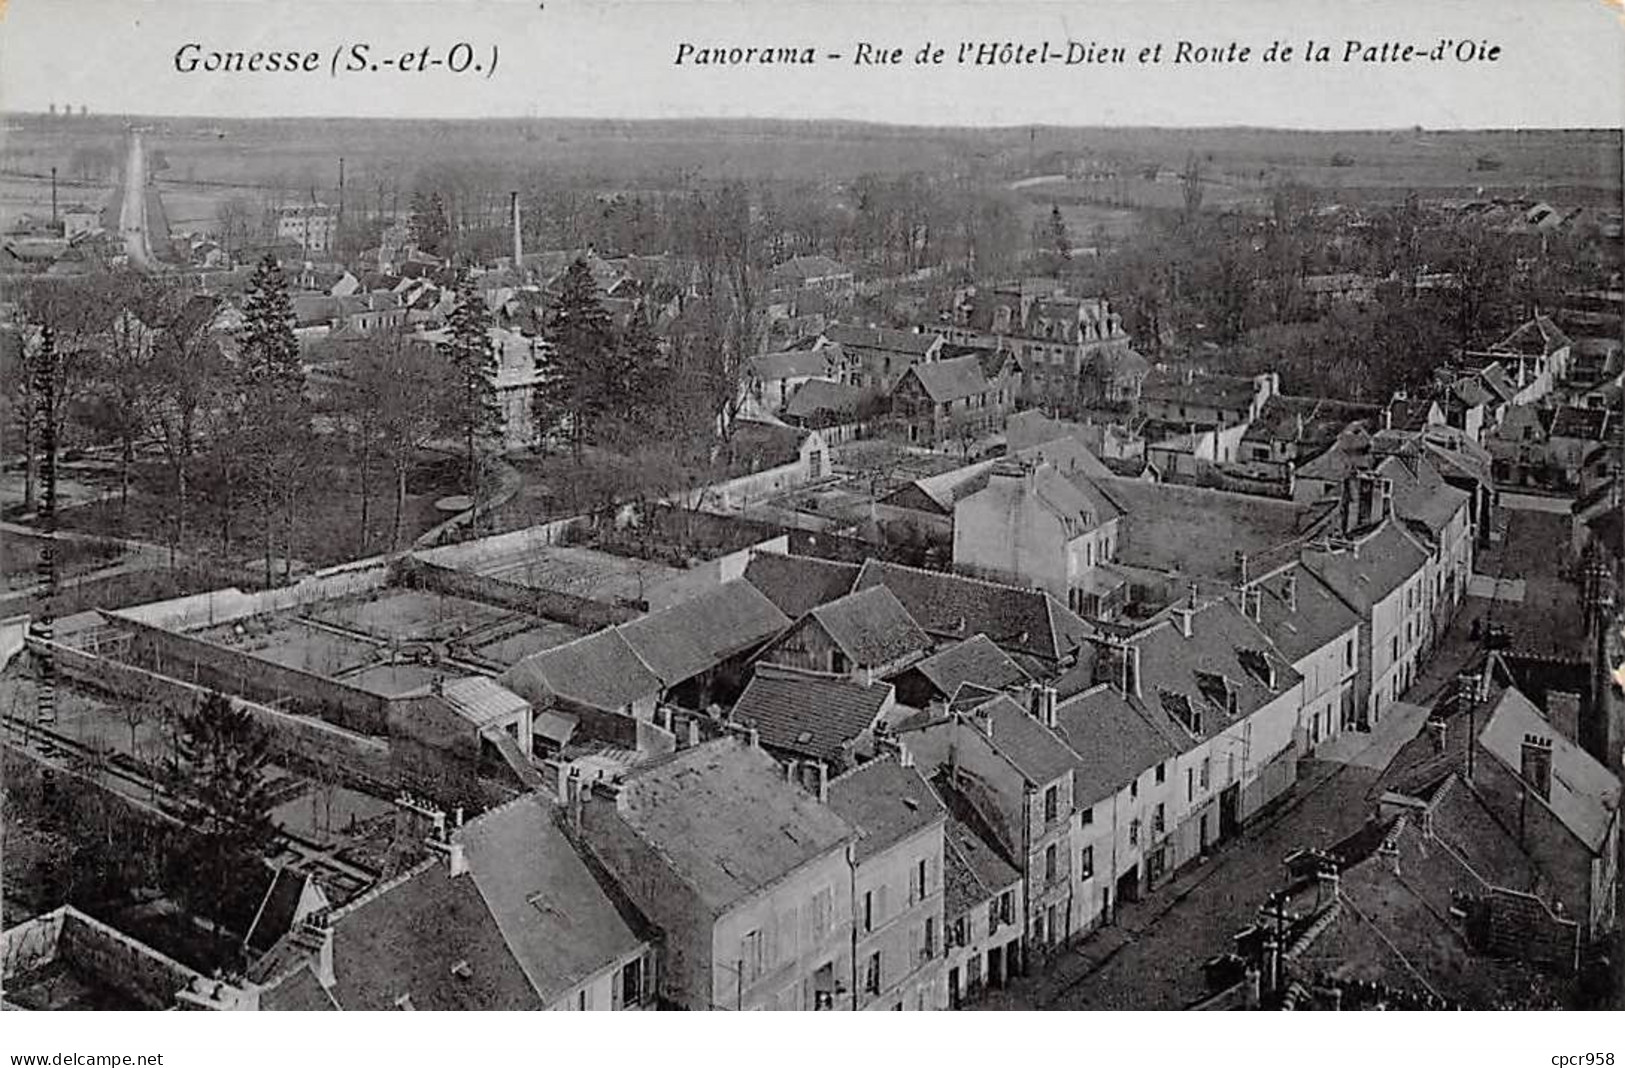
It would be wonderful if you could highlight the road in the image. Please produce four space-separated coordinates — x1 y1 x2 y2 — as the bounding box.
118 130 157 271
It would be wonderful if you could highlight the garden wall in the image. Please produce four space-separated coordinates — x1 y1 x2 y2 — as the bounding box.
394 556 635 631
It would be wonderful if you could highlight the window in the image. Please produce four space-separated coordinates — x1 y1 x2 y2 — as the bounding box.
988 899 1000 932
1046 905 1058 946
1345 640 1354 669
1186 767 1194 802
741 929 764 983
1045 843 1058 882
864 952 881 995
1153 803 1165 837
1080 846 1094 880
950 916 966 948
811 887 832 939
916 858 928 901
863 890 874 934
1130 777 1139 800
1000 891 1015 925
620 958 644 1008
1081 805 1094 828
1390 636 1399 662
1200 758 1211 790
578 989 588 1011
1155 762 1166 785
1043 785 1059 823
1129 818 1141 845
831 650 849 674
924 917 936 959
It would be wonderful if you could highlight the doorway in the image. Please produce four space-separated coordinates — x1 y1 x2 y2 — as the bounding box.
1219 784 1241 841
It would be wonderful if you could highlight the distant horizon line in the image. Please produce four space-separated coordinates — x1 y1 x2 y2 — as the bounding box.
4 111 1621 135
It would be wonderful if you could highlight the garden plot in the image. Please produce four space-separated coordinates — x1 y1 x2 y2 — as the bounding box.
307 589 513 644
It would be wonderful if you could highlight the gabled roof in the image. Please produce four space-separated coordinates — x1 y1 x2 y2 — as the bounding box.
457 794 646 1005
1301 521 1430 613
1242 395 1381 448
439 676 530 730
1548 406 1611 442
1477 364 1517 405
1127 599 1303 748
324 861 540 1010
880 461 996 515
941 807 1021 918
1450 376 1493 408
827 757 946 864
906 635 1031 699
606 738 854 912
823 323 939 357
806 586 932 668
731 664 893 764
1249 563 1361 665
1376 455 1471 537
959 461 1123 532
1051 684 1179 808
1478 687 1620 853
617 580 789 687
783 378 862 421
978 695 1081 785
743 552 861 619
1139 369 1260 415
501 628 662 713
750 347 839 383
853 559 1094 663
1492 315 1572 357
901 354 991 404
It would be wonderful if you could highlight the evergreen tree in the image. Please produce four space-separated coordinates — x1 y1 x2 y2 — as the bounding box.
167 692 276 920
237 254 308 585
1048 204 1072 272
410 190 450 257
441 270 499 496
537 258 614 459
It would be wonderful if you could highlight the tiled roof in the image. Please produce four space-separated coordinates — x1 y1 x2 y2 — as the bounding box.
941 808 1020 918
960 461 1122 531
823 323 939 356
880 461 996 515
1450 377 1493 407
909 635 1032 699
1014 435 1115 482
1376 455 1470 537
457 794 645 1005
618 580 789 687
808 586 932 668
827 757 946 864
903 354 992 404
1549 406 1611 441
743 552 861 619
1492 315 1572 357
606 738 854 911
1242 395 1381 447
1478 687 1620 853
731 664 893 764
854 559 1094 663
1127 599 1304 749
244 867 319 956
1301 521 1430 613
501 628 662 713
1249 563 1361 665
1140 369 1260 415
750 348 839 382
1387 397 1441 431
1051 685 1179 808
979 694 1080 785
783 378 862 420
258 962 340 1010
325 861 540 1010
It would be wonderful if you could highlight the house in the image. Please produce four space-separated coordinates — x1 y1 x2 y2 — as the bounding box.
875 461 998 542
1007 408 1146 463
502 628 664 724
1484 315 1574 405
888 635 1031 712
742 551 861 620
1302 516 1433 726
1546 406 1613 489
1373 455 1475 646
820 324 944 398
1049 683 1181 926
757 585 931 683
615 579 790 708
826 757 949 1010
1486 403 1554 486
744 347 845 418
852 558 1096 675
953 460 1125 616
578 737 858 1010
889 353 1014 448
275 204 338 255
940 807 1024 1007
781 378 867 444
1237 395 1383 488
254 797 654 1010
731 663 897 778
769 255 855 299
1386 396 1446 433
1242 563 1363 748
1138 369 1278 427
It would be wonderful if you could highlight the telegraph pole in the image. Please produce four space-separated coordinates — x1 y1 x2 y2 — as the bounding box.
28 327 60 730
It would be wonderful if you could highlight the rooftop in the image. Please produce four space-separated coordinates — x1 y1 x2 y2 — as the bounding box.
731 664 894 765
1302 521 1431 613
823 323 939 357
1051 684 1180 808
617 580 789 687
501 628 663 713
1140 368 1261 416
903 354 992 405
457 794 646 1004
826 757 947 864
606 738 854 912
1249 563 1362 665
807 585 932 669
854 559 1094 664
1478 687 1620 853
1101 476 1330 581
906 635 1032 700
742 551 861 619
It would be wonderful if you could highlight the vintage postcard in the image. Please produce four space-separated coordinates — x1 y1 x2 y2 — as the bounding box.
0 0 1621 1046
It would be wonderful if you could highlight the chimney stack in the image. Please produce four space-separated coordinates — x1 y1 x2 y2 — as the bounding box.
1041 686 1058 728
510 191 523 272
308 914 335 988
1427 718 1447 754
816 761 830 804
1283 572 1298 614
1316 865 1340 910
1126 644 1142 698
448 839 468 878
1177 608 1194 639
1546 690 1581 746
1519 733 1553 801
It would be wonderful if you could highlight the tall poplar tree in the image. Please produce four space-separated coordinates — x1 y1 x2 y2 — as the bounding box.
441 270 499 497
536 257 613 459
237 254 307 585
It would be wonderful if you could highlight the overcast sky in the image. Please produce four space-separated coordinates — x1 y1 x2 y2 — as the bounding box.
1 0 1622 128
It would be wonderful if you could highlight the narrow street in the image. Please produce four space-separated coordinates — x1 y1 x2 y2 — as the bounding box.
982 611 1484 1010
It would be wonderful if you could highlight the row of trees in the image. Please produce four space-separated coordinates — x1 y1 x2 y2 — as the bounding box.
4 256 497 576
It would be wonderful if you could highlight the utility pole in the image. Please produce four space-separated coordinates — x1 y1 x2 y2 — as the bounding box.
28 327 60 730
337 156 345 255
50 166 57 227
